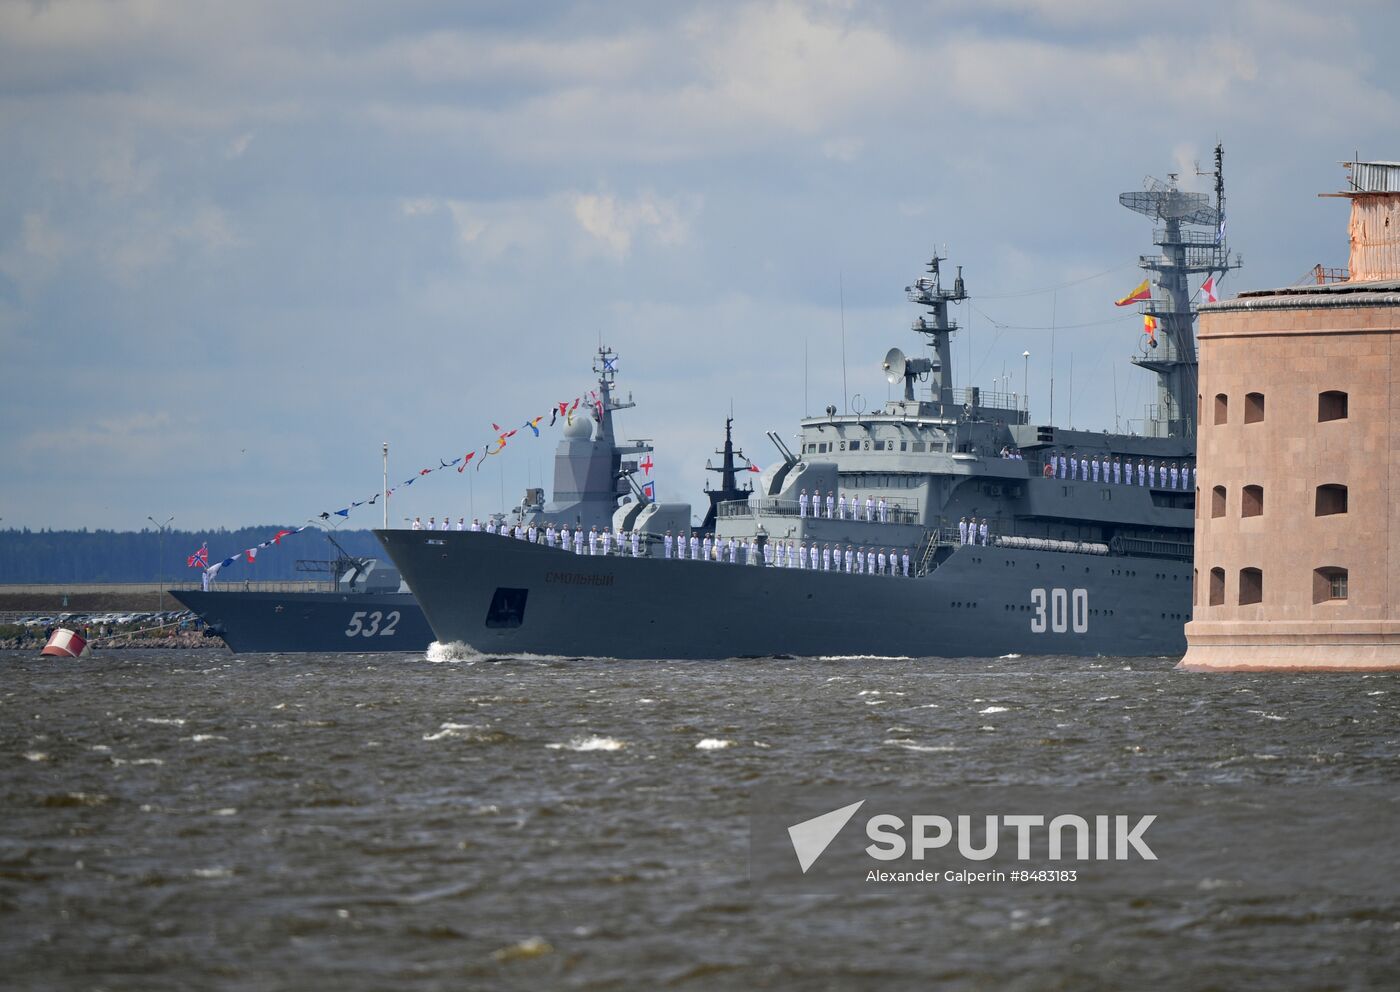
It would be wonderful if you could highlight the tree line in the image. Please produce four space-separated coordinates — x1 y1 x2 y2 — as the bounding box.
0 528 386 583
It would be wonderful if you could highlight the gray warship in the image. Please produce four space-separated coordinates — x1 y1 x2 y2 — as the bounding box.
171 351 655 652
377 150 1240 659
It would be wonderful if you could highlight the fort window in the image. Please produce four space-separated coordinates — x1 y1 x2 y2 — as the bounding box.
1312 567 1349 604
1213 393 1228 425
1238 567 1263 606
1318 390 1348 422
1241 485 1264 518
1315 484 1348 516
1244 392 1265 423
1209 567 1225 606
1211 485 1226 518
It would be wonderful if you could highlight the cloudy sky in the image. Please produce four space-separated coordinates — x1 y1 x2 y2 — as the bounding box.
2 0 1395 533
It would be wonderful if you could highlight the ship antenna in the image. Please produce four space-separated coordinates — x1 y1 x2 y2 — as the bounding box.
839 270 849 416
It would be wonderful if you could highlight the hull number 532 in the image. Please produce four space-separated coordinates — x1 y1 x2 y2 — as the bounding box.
1029 588 1088 634
345 610 401 638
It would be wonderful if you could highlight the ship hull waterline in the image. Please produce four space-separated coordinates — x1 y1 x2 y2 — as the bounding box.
170 589 434 654
375 530 1189 660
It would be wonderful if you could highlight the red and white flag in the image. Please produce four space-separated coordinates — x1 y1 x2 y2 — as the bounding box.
1201 275 1219 303
639 455 654 475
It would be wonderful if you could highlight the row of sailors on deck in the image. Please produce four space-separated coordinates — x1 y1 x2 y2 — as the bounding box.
411 516 468 530
798 490 894 523
1043 453 1196 490
661 534 912 576
958 517 991 546
459 516 915 575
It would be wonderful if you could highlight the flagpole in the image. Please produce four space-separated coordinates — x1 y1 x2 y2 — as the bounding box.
382 442 389 529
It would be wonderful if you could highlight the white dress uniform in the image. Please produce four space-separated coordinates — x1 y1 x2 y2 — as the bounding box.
799 490 809 518
471 519 481 532
838 495 848 519
573 530 584 554
901 551 910 576
979 520 989 545
632 532 641 556
428 517 437 531
701 536 711 561
1112 460 1120 484
664 533 673 558
1170 465 1179 489
412 517 423 530
877 550 887 574
845 548 855 573
877 498 887 523
810 544 819 570
690 535 700 560
1091 458 1099 482
958 518 969 545
866 550 876 574
825 493 834 518
864 496 874 521
822 546 831 571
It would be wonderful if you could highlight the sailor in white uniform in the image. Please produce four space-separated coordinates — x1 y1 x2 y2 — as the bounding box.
632 531 641 557
1091 457 1100 483
810 543 819 570
663 531 673 559
864 549 875 574
979 519 990 546
527 524 537 543
844 546 854 573
838 494 848 520
877 497 887 523
825 492 835 519
690 534 700 560
412 517 423 530
958 517 969 545
573 528 584 555
863 496 874 521
799 489 809 518
822 544 831 571
1169 462 1180 489
877 549 887 574
901 550 910 577
427 516 437 531
701 535 712 561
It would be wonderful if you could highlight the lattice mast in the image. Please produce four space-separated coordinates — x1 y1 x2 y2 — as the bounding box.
903 254 968 413
1119 143 1241 439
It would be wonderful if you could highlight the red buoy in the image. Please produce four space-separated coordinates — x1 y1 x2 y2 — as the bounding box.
41 628 89 658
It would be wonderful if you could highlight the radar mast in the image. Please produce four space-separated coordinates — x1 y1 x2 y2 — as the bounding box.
1119 142 1242 438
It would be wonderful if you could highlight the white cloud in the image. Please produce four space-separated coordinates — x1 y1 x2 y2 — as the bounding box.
572 191 697 259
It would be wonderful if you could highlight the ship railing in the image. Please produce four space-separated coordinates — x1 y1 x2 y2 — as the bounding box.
747 495 921 525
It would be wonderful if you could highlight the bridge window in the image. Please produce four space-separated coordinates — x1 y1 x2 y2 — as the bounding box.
1318 390 1348 422
1211 485 1226 518
1315 484 1348 516
1313 567 1348 603
1214 393 1228 425
1209 567 1225 606
1238 567 1263 606
1241 485 1263 518
1244 392 1265 423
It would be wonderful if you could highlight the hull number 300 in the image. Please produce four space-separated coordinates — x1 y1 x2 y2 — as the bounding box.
1030 588 1088 634
345 610 401 638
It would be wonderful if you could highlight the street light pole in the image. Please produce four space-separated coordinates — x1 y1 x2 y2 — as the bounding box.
147 515 174 612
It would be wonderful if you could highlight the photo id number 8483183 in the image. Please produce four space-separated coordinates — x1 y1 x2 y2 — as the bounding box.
1029 588 1088 634
345 610 401 638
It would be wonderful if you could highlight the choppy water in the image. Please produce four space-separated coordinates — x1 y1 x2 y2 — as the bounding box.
3 648 1398 990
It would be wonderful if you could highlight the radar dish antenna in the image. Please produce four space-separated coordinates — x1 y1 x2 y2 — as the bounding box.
1119 179 1218 227
883 348 907 384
